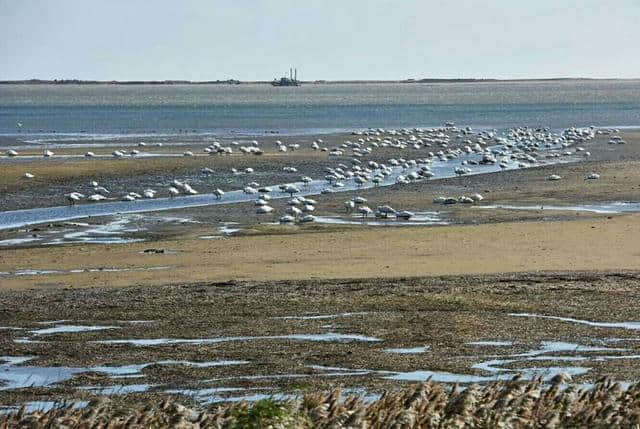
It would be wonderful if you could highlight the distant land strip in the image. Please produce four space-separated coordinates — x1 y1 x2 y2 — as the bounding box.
0 78 637 85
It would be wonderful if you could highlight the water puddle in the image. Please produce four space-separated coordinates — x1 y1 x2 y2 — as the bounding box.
165 387 289 404
13 338 46 344
30 325 120 336
0 358 248 391
0 357 34 365
1 269 62 276
219 225 241 235
167 385 380 404
384 369 510 383
199 222 243 240
208 393 297 404
467 341 631 381
206 366 372 383
0 266 172 278
47 217 145 245
341 388 382 403
80 384 154 395
95 332 382 346
311 363 497 383
1 214 198 248
314 212 447 227
468 341 514 347
384 347 429 354
166 387 248 396
0 237 42 246
274 312 368 320
510 313 640 330
295 340 640 384
0 364 84 390
0 400 89 414
478 202 640 214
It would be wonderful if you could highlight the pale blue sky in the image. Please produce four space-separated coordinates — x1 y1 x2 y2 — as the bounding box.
2 0 639 81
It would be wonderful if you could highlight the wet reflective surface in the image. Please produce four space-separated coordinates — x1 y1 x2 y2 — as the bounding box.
0 146 578 231
478 202 640 214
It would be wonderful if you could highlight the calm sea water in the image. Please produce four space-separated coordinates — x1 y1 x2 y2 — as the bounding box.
1 81 639 142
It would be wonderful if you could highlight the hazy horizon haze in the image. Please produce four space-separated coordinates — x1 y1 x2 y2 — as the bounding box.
2 0 639 81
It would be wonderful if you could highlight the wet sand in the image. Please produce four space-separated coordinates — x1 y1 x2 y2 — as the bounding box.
0 128 639 290
0 213 638 290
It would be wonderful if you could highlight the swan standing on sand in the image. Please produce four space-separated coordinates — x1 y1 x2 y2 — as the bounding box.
66 192 84 206
280 215 295 223
358 206 373 218
376 205 397 218
286 206 303 219
345 200 355 213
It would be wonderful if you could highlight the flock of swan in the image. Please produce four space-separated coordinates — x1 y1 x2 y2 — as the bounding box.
5 123 618 224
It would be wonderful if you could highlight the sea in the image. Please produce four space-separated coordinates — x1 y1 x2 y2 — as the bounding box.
1 80 639 144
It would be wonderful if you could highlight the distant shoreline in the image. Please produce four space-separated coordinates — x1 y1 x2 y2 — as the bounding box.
0 78 637 85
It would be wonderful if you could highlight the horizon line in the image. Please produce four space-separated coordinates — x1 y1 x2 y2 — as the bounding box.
1 77 639 85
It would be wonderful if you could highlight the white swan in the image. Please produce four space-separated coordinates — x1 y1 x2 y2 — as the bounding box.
358 206 373 218
283 184 300 197
88 194 107 202
66 192 84 205
344 200 355 213
256 205 274 214
396 210 414 220
286 206 303 217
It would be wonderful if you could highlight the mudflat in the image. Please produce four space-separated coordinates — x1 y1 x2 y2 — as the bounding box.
1 213 638 290
2 271 640 406
1 127 640 413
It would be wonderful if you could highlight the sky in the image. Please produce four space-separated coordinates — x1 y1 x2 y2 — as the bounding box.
1 0 639 81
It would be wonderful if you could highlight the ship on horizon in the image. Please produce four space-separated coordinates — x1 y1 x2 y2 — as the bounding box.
272 67 300 86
